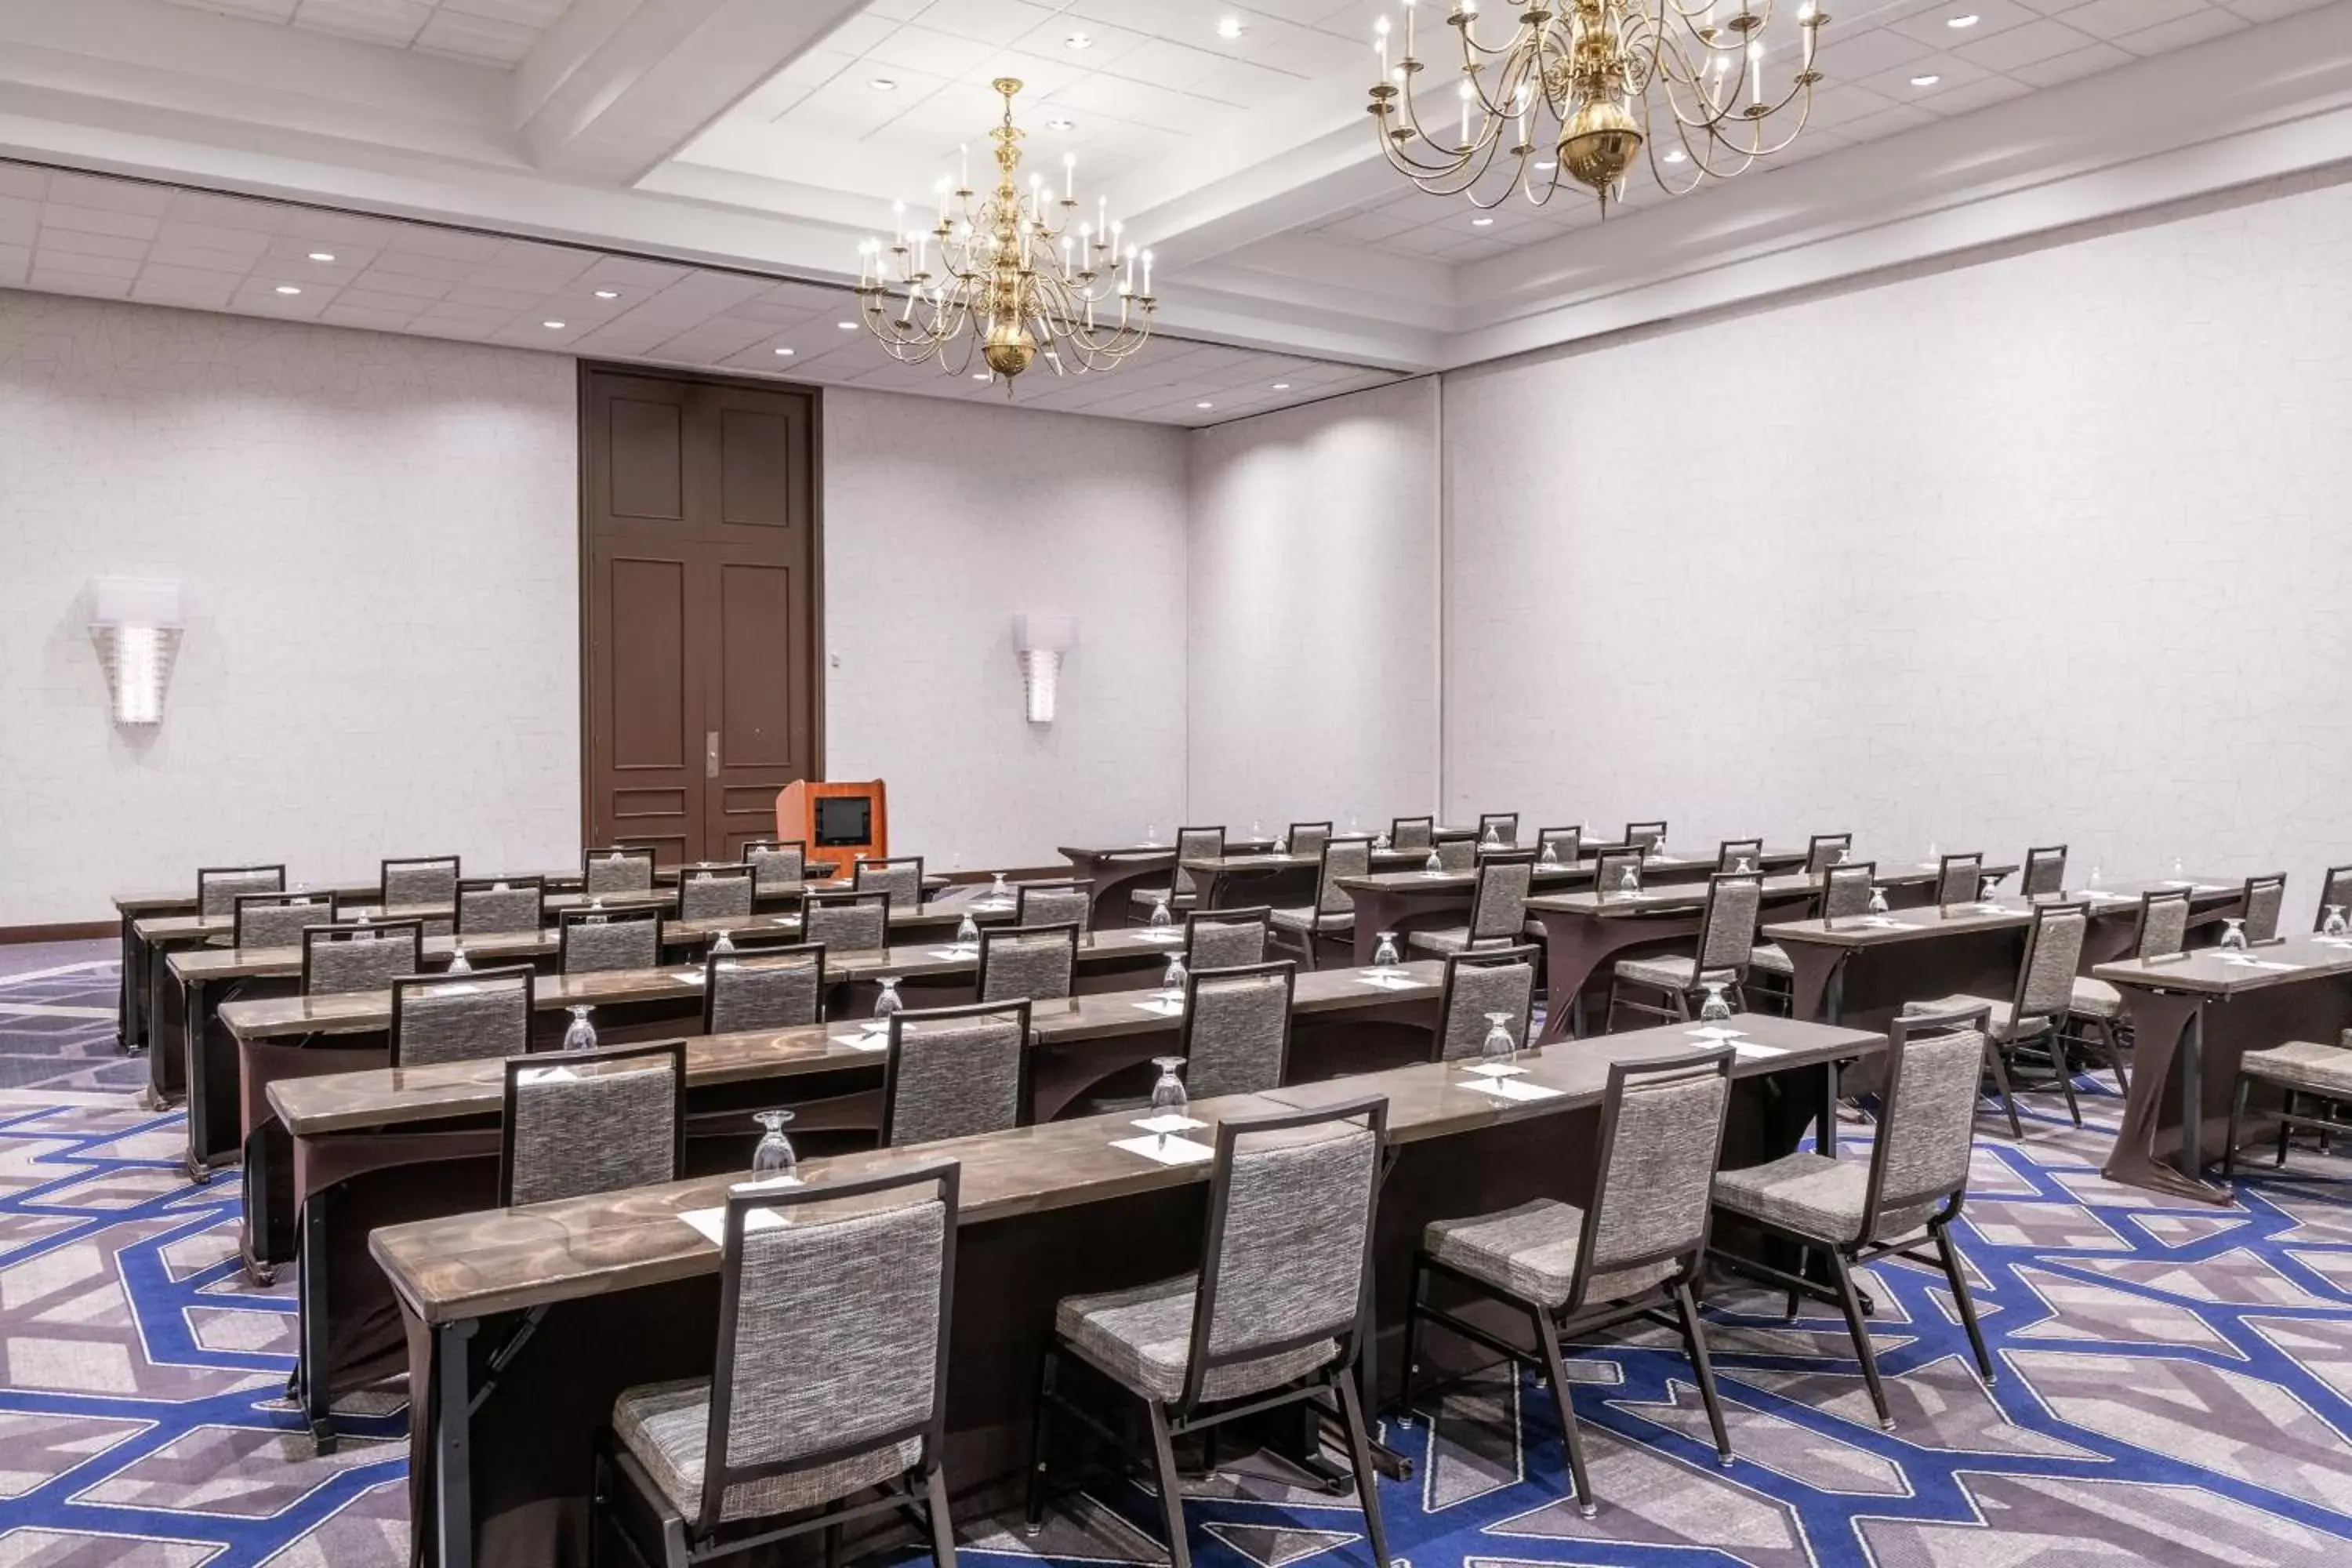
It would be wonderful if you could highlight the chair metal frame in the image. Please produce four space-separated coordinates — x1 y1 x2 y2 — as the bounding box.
1605 871 1763 1029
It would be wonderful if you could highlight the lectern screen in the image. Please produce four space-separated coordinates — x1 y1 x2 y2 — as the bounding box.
814 797 873 847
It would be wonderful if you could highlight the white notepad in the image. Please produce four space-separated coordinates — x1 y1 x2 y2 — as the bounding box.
1461 1061 1530 1078
1461 1075 1564 1103
1131 1113 1206 1134
671 972 704 986
515 1064 579 1084
830 1033 889 1051
1686 1027 1747 1043
1359 972 1419 991
1733 1041 1788 1061
677 1197 796 1247
1133 998 1185 1018
1112 1134 1217 1165
1134 929 1184 943
928 946 980 960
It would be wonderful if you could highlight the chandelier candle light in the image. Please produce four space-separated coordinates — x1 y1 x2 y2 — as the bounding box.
855 78 1156 390
1368 0 1828 215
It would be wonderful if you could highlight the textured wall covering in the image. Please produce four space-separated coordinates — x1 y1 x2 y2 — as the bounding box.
0 289 579 926
821 387 1189 872
1442 172 2352 887
1187 379 1441 834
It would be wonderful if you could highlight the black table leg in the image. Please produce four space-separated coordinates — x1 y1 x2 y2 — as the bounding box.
436 1318 479 1568
2179 1006 2206 1182
300 1189 335 1453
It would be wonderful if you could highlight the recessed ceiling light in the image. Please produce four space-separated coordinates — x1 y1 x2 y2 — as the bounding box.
1064 31 1092 49
837 321 858 330
1910 73 1941 87
1196 401 1214 409
274 285 301 295
1534 158 1556 171
973 372 990 380
1272 382 1290 390
307 251 336 263
1663 148 1689 164
1047 118 1076 130
543 320 567 329
1946 13 1980 27
1215 16 1244 38
774 347 796 356
1471 216 1494 227
593 289 619 299
868 76 898 91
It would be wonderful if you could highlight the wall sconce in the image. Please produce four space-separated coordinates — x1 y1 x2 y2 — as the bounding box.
88 578 184 728
1013 614 1077 724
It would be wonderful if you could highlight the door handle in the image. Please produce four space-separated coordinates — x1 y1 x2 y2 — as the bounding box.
706 731 720 779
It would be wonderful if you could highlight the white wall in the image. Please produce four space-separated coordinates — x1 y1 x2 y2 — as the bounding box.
1442 170 2352 887
1186 378 1442 835
0 289 579 927
821 387 1190 873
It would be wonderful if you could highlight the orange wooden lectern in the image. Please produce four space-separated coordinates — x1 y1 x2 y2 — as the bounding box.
777 779 888 866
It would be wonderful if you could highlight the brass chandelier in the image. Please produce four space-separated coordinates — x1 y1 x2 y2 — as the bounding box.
855 78 1156 390
1367 0 1829 215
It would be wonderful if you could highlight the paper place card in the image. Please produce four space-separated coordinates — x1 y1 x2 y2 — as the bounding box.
1858 917 1914 930
1133 998 1185 1018
830 1033 888 1051
1686 1026 1748 1043
2223 957 2302 971
927 946 980 961
1461 1075 1565 1103
515 1064 579 1084
2079 890 2129 902
1733 1041 1788 1061
672 972 705 986
1131 1113 1207 1134
1112 1134 1217 1166
1359 972 1419 991
971 899 1014 913
1134 929 1184 943
1461 1061 1530 1078
732 1174 803 1194
678 1205 791 1247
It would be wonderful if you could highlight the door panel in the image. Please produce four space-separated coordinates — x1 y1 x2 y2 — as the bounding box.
607 558 689 769
608 397 686 521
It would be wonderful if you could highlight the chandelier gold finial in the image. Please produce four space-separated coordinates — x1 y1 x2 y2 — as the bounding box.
853 77 1156 390
1367 0 1828 216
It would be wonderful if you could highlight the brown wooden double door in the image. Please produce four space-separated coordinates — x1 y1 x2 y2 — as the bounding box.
581 366 820 864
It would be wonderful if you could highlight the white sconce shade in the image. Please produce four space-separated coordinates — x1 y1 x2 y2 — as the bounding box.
89 578 184 728
1014 614 1077 724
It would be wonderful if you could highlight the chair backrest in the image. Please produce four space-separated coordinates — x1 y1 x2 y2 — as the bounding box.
804 891 889 954
1435 836 1475 871
741 838 808 895
1173 826 1226 897
198 863 285 919
679 866 757 924
1180 960 1295 1098
1015 881 1092 932
704 943 825 1034
977 924 1077 1004
559 906 661 974
1182 1097 1386 1410
382 855 460 909
1569 1048 1734 1311
233 890 335 950
1287 822 1333 861
301 920 423 996
1388 815 1435 851
855 855 926 913
1697 872 1766 973
1936 851 1985 909
1185 906 1271 968
1468 851 1536 942
1821 862 1877 923
392 965 534 1068
1315 837 1373 916
1433 944 1537 1062
882 1002 1031 1146
1535 826 1582 864
2136 887 2192 960
457 875 544 936
1715 838 1764 874
1863 1006 1992 1241
2012 902 2089 1020
1624 821 1668 851
2021 844 2067 898
698 1160 956 1537
1476 811 1519 845
1595 847 1645 897
1805 833 1853 874
499 1040 684 1207
2318 864 2352 931
583 846 656 896
2242 874 2287 943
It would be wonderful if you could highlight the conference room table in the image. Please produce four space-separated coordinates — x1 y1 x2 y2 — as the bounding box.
367 1008 1879 1568
271 959 1447 1455
1178 847 1475 912
2093 932 2352 1204
1055 837 1280 928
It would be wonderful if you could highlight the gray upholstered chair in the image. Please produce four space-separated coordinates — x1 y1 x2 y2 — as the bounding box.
741 838 808 896
1286 821 1333 861
1475 811 1519 847
1435 836 1476 872
301 920 423 996
1904 900 2091 1134
1805 833 1853 874
1388 815 1436 851
1268 837 1370 970
1185 906 1271 969
1748 861 1877 1010
1606 873 1765 1028
1535 826 1583 866
881 1001 1032 1146
1716 837 1765 874
457 875 543 937
583 846 657 897
977 925 1077 1004
233 891 336 951
380 855 460 910
499 1039 684 1206
1711 1007 1998 1429
1592 846 1646 898
680 866 757 925
1623 821 1668 852
597 1160 960 1568
1936 851 1987 909
703 943 825 1035
803 891 889 955
1130 826 1224 920
1029 1097 1391 1568
1177 960 1294 1098
561 906 662 975
1403 1048 1735 1517
1408 851 1534 956
855 855 927 913
199 862 285 918
390 966 533 1068
1431 945 1537 1062
2241 873 2287 944
1017 881 1093 934
2230 1028 2352 1175
2021 844 2067 898
2317 864 2352 931
2064 887 2187 1096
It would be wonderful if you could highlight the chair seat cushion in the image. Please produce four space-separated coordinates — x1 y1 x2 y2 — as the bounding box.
1407 927 1471 956
1711 1152 1938 1246
613 1378 921 1526
1055 1273 1336 1403
1750 942 1793 975
2240 1040 2352 1097
1269 907 1352 935
1128 888 1197 910
1904 994 2048 1043
2070 977 2122 1019
1423 1197 1675 1309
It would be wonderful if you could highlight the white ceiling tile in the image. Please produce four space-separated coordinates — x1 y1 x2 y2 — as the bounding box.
41 206 161 241
2111 7 2246 54
412 9 539 63
2053 0 2209 38
47 174 175 216
1953 15 2100 68
2005 38 2134 84
30 269 135 299
910 0 1063 47
868 24 1004 77
34 249 141 279
1886 0 2048 49
37 229 151 262
0 167 48 201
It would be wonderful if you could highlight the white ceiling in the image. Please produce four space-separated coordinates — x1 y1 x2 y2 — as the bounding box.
0 162 1401 426
157 0 572 66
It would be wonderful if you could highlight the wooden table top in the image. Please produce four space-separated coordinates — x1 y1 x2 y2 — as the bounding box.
134 887 677 943
1179 849 1441 875
1026 960 1442 1044
1762 879 2233 949
2092 933 2352 996
1335 862 1596 894
1060 837 1278 860
220 964 717 1042
170 928 561 983
367 1011 1880 1325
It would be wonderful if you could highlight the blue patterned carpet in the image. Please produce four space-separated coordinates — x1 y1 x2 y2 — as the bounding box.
4 956 2352 1566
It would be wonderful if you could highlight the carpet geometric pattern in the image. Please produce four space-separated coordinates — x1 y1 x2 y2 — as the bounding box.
5 955 2352 1566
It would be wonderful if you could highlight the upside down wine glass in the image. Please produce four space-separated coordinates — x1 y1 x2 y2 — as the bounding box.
956 911 980 946
1699 980 1733 1023
1161 953 1188 998
751 1109 797 1178
1149 893 1174 932
1149 1056 1189 1145
1372 931 1401 971
1481 1011 1515 1065
873 976 905 1022
561 1004 596 1051
2327 905 2349 939
1867 884 1891 916
2220 918 2249 953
